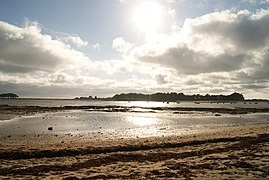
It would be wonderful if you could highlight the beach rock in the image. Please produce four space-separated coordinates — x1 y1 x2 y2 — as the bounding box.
215 114 221 116
48 127 53 130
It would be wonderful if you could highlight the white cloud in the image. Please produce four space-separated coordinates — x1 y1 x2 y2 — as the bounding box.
55 32 103 50
0 20 129 97
91 43 102 51
68 35 88 47
112 37 134 53
0 20 91 73
166 0 176 3
48 72 68 84
167 8 176 18
118 0 126 3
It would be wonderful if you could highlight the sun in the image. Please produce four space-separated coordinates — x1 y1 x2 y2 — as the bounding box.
134 1 163 32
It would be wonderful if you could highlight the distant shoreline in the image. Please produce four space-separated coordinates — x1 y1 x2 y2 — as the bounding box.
0 98 268 102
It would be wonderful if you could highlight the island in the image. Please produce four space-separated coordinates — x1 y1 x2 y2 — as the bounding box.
75 92 245 102
0 93 19 99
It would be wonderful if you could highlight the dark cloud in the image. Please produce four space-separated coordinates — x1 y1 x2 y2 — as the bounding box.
133 9 269 83
241 84 267 89
251 50 269 79
136 45 246 74
189 10 269 51
155 74 168 84
235 49 269 81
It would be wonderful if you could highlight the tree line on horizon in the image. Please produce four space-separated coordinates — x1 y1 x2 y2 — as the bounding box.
75 92 245 101
110 92 244 101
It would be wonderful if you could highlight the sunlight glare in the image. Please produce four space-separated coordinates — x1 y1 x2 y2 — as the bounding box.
128 116 157 126
134 1 163 32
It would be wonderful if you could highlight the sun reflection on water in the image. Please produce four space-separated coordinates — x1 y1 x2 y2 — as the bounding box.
127 116 158 126
127 101 168 108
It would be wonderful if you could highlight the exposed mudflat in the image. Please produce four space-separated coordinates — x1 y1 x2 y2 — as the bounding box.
1 104 269 121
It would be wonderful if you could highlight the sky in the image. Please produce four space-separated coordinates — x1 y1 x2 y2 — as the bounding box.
0 0 269 99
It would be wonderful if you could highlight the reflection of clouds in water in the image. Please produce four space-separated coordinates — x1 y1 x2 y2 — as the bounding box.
127 116 158 126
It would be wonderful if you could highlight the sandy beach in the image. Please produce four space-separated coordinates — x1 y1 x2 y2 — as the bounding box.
0 105 269 179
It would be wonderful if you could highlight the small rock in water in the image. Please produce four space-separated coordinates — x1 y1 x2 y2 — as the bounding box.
215 114 221 116
48 127 53 130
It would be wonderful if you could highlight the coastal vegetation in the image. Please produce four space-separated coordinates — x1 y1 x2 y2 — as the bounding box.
75 92 245 102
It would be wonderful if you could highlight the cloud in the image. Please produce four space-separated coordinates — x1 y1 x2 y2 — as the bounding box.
1 8 269 99
134 44 247 74
240 0 269 5
0 20 90 73
155 74 168 84
91 43 102 51
235 49 269 80
66 35 88 47
0 20 125 97
48 72 68 84
118 0 126 3
132 9 269 77
54 32 102 50
122 9 269 98
112 37 133 53
166 0 176 3
186 9 269 52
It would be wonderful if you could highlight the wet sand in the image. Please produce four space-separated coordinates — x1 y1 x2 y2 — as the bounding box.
0 125 268 179
0 105 269 179
1 104 269 121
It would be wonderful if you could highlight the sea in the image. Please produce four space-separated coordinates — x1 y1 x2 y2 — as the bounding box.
0 98 269 108
0 99 269 138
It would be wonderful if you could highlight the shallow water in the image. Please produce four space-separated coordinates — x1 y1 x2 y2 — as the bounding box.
0 110 268 138
0 99 269 109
